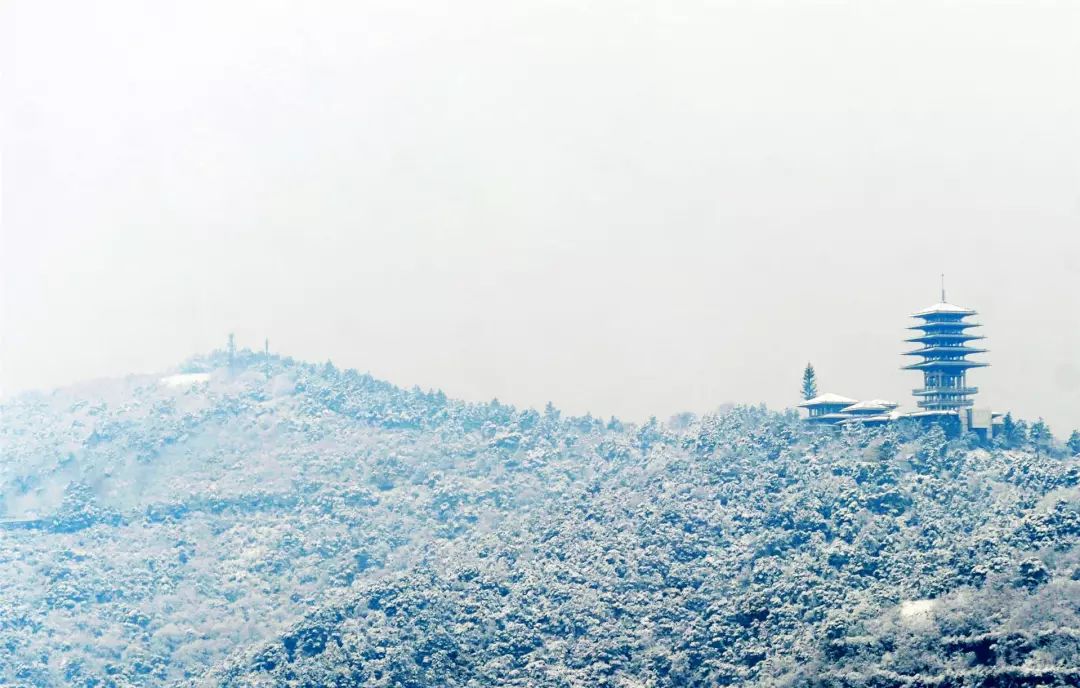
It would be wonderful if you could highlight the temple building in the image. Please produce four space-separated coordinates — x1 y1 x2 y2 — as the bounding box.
903 301 987 411
798 393 858 424
798 396 900 426
903 287 996 438
799 282 1000 439
839 399 900 425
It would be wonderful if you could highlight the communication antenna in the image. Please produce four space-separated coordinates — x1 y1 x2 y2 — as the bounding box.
264 338 270 379
227 333 236 369
941 273 946 303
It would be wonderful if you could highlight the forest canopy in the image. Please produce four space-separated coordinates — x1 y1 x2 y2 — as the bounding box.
0 350 1077 687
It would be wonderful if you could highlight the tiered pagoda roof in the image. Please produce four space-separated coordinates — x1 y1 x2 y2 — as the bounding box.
911 302 976 317
903 297 988 410
798 285 995 432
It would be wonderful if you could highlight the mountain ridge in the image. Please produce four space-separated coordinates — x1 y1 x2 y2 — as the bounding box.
0 351 1077 687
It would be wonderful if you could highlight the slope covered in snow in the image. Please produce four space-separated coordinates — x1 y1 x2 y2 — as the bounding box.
1 350 1077 687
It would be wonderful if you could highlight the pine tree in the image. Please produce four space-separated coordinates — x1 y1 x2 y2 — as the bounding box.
1001 412 1015 442
544 401 560 421
801 363 818 400
1030 418 1051 458
1001 413 1028 449
1067 430 1080 456
1015 419 1030 449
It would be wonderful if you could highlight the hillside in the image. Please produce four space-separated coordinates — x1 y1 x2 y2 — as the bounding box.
1 351 1077 687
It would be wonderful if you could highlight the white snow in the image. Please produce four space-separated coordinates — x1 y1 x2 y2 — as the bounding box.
841 399 899 412
899 599 936 629
799 392 858 407
865 399 899 408
912 302 975 317
159 373 211 388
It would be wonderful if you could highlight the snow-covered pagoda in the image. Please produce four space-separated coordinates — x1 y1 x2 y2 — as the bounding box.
798 282 999 438
903 299 987 411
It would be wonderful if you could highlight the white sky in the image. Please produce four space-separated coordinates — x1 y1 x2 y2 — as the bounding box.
3 1 1079 433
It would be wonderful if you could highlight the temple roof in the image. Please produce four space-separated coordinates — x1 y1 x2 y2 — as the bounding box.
842 399 899 412
798 392 857 408
905 333 985 343
903 409 960 419
902 346 988 357
911 302 977 318
903 360 989 370
907 321 981 331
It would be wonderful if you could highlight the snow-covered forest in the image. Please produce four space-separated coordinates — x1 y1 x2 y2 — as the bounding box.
1 350 1077 687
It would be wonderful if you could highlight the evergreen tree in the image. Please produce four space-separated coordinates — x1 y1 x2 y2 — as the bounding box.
1001 412 1015 444
1001 413 1028 449
1014 418 1030 449
544 401 560 421
1030 418 1052 458
1067 430 1080 456
801 363 818 400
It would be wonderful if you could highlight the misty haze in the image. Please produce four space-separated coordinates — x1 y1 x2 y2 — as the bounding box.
2 2 1078 687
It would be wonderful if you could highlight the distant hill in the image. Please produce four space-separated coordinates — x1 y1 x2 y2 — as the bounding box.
1 351 1077 687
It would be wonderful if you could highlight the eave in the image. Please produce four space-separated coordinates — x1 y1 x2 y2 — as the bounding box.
902 346 989 356
902 360 990 370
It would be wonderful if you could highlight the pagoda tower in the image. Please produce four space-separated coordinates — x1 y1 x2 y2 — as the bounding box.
903 283 988 411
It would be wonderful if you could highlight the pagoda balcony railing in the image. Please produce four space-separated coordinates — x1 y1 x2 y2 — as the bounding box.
912 387 979 396
917 399 975 409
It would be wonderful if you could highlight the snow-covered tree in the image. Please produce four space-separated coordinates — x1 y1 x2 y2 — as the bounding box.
1030 417 1052 457
2 349 1078 688
1001 412 1028 449
1067 429 1080 456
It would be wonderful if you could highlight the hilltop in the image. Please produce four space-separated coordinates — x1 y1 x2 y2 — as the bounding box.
0 351 1077 687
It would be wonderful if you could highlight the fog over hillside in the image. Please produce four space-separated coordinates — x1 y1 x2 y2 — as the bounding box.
1 351 1077 687
6 3 1078 687
6 1 1080 432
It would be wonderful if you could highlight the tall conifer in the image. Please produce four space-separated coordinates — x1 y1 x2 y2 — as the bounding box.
801 363 818 400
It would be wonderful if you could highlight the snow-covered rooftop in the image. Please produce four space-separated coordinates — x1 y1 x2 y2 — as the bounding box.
799 393 858 408
903 410 959 418
842 399 899 412
911 302 976 317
